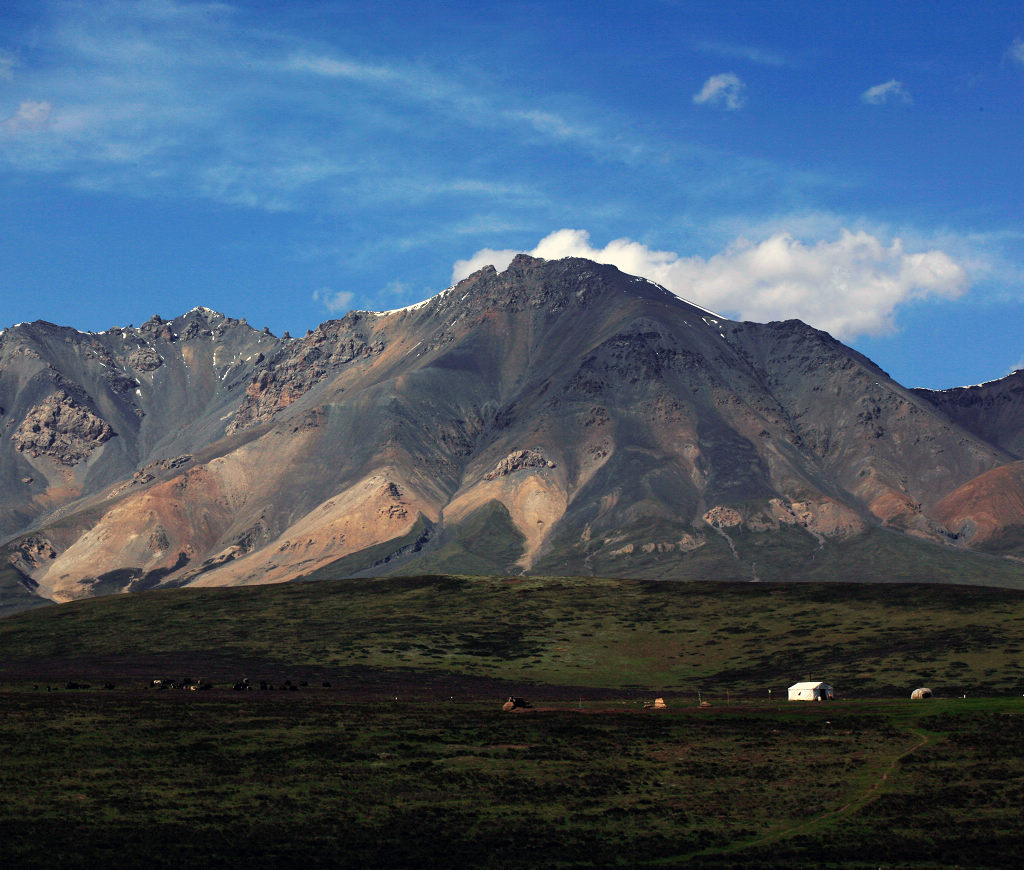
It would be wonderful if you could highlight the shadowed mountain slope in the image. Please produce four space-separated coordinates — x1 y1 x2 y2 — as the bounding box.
2 256 1023 608
914 370 1024 459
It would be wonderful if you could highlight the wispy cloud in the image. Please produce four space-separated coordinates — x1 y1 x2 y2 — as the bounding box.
0 49 17 81
861 79 912 105
312 287 355 314
507 109 599 144
282 53 403 85
1 100 52 133
694 40 788 68
693 73 747 110
0 0 647 214
455 228 969 340
1009 38 1024 66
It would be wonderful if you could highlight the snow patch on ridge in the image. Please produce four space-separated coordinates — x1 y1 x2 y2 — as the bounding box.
928 372 1021 392
371 283 459 316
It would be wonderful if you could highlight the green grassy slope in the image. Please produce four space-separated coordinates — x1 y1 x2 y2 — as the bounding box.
4 577 1024 868
3 575 1024 698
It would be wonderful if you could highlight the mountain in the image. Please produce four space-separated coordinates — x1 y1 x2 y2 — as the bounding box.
908 374 1024 552
913 370 1024 459
2 255 1023 611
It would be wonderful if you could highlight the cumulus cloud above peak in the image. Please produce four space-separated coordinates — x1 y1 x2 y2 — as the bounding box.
693 73 747 110
454 228 968 340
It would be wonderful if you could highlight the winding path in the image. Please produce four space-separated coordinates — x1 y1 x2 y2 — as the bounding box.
681 719 936 863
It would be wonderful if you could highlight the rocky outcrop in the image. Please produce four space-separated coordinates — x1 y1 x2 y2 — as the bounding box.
702 506 744 528
127 346 163 372
12 390 114 465
108 455 193 497
9 535 58 570
608 532 706 557
229 313 384 433
484 449 556 480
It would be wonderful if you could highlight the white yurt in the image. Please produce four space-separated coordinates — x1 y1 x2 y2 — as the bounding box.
788 681 835 701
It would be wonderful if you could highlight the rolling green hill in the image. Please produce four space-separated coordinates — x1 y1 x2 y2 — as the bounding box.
4 575 1024 868
4 574 1024 698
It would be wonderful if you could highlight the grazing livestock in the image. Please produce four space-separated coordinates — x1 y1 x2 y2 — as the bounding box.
151 677 212 691
501 696 532 711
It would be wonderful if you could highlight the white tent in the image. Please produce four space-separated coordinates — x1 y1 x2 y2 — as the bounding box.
788 681 834 701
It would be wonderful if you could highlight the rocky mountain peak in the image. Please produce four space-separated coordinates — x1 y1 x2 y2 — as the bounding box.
427 255 668 326
2 256 1024 611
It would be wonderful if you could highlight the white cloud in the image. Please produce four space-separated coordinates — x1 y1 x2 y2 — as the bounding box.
861 79 911 105
283 53 401 84
455 228 969 340
0 50 16 81
507 109 597 142
1 100 52 134
1010 38 1024 66
312 287 355 314
452 247 521 281
693 73 746 110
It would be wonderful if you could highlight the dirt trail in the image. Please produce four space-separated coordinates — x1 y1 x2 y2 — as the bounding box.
684 720 935 862
826 727 932 818
781 726 933 832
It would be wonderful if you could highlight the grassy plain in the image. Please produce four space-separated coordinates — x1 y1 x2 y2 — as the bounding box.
2 576 1024 867
1 692 1022 868
2 575 1024 697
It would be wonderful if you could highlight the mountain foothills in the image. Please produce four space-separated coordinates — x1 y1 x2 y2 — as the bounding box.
2 255 1024 612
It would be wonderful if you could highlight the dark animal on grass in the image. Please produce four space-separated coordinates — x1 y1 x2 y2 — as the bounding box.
502 696 532 711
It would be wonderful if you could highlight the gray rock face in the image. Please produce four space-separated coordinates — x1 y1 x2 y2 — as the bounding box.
913 371 1024 459
227 312 384 434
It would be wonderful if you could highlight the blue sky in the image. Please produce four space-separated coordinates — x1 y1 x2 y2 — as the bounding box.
1 1 1022 388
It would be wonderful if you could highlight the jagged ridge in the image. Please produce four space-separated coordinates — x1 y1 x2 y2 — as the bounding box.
2 255 1023 607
